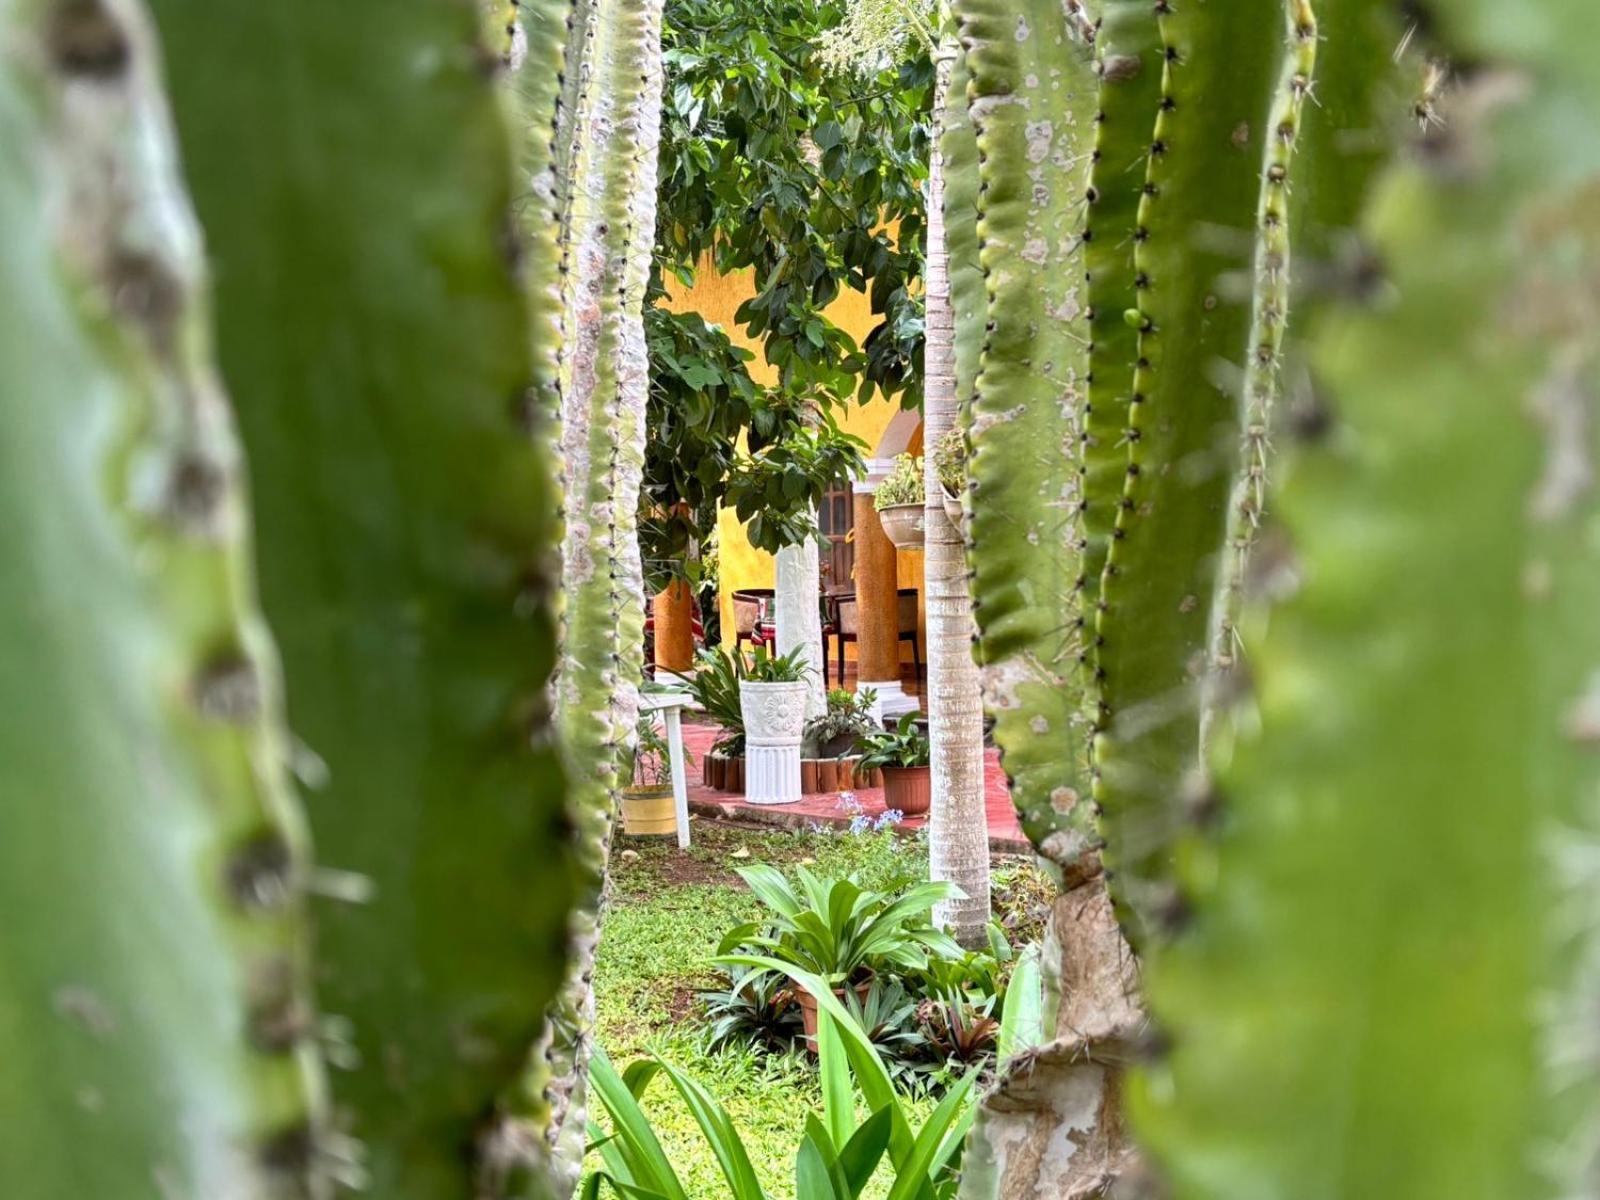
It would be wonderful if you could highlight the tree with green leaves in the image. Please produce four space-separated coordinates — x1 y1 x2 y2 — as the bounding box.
640 0 934 586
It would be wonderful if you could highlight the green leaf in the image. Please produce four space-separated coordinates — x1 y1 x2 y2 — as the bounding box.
587 1048 691 1200
817 1009 856 1150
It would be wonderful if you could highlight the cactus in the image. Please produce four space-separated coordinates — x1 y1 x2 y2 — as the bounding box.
1092 0 1291 946
1203 1 1317 742
540 0 664 1191
952 4 1145 1196
958 0 1099 871
0 0 325 1193
144 0 579 1193
1132 1 1600 1194
1081 0 1164 630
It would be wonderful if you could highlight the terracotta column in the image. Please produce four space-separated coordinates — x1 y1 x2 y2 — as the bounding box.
852 488 917 717
652 579 695 674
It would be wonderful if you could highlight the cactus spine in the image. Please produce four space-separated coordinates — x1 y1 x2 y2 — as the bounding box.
144 0 578 1192
0 0 324 1193
542 0 663 1191
1134 1 1600 1195
1092 0 1289 946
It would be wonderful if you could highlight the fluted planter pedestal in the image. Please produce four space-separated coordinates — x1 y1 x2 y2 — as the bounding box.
739 680 809 805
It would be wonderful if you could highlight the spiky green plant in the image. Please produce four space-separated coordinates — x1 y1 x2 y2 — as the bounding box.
532 0 665 1192
1132 2 1600 1195
140 0 606 1191
0 2 325 1193
955 0 1600 1197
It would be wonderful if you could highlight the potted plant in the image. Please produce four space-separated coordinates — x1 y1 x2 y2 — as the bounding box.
738 645 813 805
931 427 966 527
685 647 747 790
857 713 933 816
718 864 961 1049
620 715 688 838
872 453 925 548
802 687 878 759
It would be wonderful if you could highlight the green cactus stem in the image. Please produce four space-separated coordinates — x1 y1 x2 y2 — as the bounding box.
145 0 578 1194
540 0 663 1191
954 4 1145 1196
1081 0 1164 638
0 0 325 1193
1204 0 1318 743
1135 2 1600 1194
1092 0 1289 947
959 0 1101 871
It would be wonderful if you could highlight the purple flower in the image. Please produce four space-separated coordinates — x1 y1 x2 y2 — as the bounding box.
848 814 872 835
835 791 863 815
874 810 904 831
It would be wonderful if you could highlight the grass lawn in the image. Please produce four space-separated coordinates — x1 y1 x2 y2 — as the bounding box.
586 818 1051 1199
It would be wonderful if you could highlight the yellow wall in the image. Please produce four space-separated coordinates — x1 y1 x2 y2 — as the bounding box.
664 268 925 665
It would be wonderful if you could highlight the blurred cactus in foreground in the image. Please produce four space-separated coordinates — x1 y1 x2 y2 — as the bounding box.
0 1 325 1193
952 0 1600 1195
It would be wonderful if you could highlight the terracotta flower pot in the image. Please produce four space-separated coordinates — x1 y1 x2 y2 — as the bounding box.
875 502 925 549
880 765 931 817
794 974 875 1052
620 785 676 837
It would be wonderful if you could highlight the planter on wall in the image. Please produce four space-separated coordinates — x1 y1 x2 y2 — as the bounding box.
739 680 809 805
942 489 963 527
875 503 925 549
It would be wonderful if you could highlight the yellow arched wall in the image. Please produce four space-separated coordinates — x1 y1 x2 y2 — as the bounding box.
663 267 925 667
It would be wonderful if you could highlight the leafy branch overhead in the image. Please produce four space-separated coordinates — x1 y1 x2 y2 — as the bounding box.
643 0 933 573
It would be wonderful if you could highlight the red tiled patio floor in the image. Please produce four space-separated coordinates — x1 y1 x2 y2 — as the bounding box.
680 721 1027 852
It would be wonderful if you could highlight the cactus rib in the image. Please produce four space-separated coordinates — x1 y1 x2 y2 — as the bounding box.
1205 1 1319 738
1082 0 1165 653
542 0 664 1190
957 0 1101 870
0 0 325 1193
1093 0 1288 946
144 0 577 1193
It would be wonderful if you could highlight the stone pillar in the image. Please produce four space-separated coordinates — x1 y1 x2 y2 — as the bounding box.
853 478 918 719
652 579 695 675
774 522 827 719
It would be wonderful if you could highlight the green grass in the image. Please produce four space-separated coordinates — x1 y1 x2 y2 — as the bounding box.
586 820 1050 1200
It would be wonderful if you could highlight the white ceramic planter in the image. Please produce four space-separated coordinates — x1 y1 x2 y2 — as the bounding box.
739 680 809 805
876 503 925 549
941 489 963 528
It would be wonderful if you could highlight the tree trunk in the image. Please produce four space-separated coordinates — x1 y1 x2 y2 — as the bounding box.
924 44 990 947
774 519 827 719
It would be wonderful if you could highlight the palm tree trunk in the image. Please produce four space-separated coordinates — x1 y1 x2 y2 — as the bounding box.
924 42 990 947
775 519 827 719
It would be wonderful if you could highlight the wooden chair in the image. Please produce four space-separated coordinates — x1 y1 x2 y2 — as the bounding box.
731 589 775 654
826 589 921 687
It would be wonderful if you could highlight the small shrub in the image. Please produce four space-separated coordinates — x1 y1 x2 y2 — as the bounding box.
871 453 923 509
